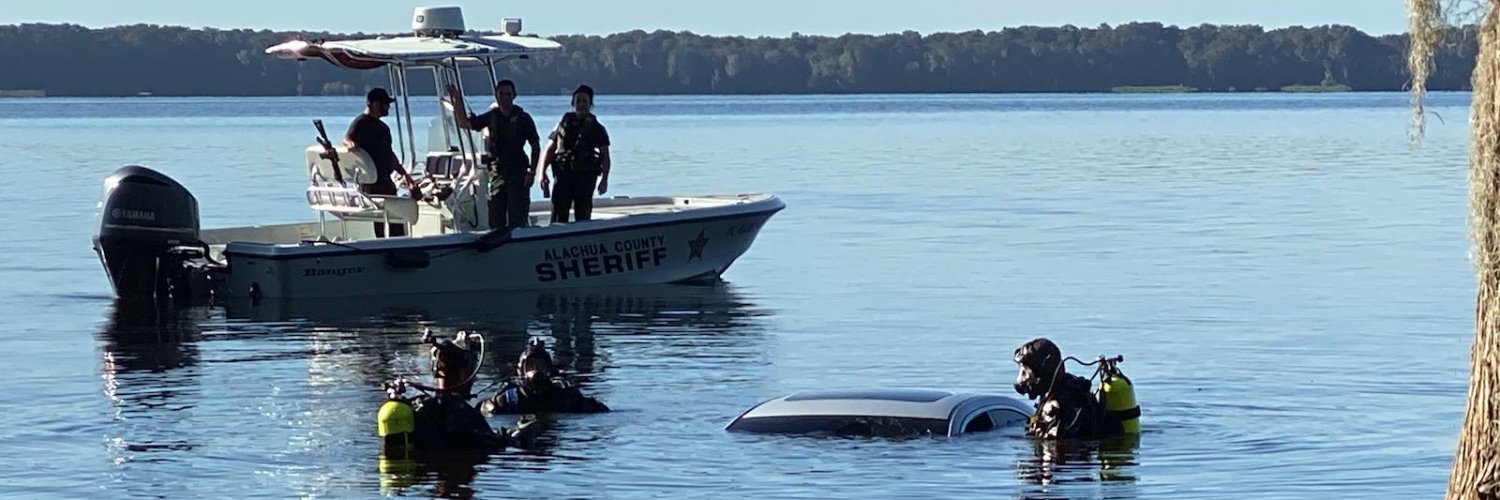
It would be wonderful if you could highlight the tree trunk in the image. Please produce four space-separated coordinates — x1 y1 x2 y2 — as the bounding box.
1449 5 1500 499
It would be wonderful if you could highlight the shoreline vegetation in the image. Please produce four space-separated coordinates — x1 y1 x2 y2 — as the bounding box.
1107 84 1355 93
0 22 1480 97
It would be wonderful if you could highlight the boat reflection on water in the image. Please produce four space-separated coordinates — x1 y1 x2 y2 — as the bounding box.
96 300 213 473
222 281 768 387
98 300 210 412
219 280 764 328
1015 434 1142 499
219 281 768 497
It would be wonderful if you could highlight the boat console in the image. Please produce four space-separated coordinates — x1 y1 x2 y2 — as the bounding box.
414 149 486 234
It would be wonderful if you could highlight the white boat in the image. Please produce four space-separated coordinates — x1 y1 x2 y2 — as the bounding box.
91 6 784 302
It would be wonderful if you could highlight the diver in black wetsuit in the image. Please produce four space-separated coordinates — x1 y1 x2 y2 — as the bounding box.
1012 338 1126 440
480 338 610 415
379 329 537 456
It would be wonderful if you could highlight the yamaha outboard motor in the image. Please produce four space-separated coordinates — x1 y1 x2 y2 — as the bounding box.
93 166 203 300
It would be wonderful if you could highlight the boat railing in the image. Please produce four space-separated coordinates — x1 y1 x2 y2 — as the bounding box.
305 186 419 240
302 143 419 240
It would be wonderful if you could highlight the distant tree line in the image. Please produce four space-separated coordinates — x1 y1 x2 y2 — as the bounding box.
0 22 1482 96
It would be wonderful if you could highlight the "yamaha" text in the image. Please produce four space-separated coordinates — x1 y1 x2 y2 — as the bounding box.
111 208 157 222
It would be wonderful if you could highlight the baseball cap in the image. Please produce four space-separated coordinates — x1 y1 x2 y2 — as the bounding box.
367 87 397 104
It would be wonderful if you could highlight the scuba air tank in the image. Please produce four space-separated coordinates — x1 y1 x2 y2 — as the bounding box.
377 393 418 492
1097 356 1141 435
377 394 416 455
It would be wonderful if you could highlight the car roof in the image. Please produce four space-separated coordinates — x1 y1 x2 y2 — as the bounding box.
736 388 1026 422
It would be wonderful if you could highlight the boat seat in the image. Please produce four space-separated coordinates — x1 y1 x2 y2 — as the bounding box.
306 186 418 218
305 145 379 186
303 144 419 235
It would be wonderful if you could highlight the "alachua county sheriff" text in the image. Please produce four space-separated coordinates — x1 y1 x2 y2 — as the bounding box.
536 236 667 282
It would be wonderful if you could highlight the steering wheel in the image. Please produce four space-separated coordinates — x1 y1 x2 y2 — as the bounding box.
414 176 453 207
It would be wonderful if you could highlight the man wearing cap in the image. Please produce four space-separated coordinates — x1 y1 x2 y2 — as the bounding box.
345 87 419 237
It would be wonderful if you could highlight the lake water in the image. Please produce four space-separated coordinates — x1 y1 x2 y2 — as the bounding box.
0 92 1478 498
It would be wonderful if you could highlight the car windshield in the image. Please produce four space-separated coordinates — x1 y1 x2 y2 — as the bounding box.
728 415 948 437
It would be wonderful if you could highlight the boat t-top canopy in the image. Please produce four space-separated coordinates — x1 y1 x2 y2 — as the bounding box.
262 6 563 176
265 6 562 69
265 34 562 69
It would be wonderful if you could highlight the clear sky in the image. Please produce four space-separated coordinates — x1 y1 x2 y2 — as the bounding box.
2 0 1413 36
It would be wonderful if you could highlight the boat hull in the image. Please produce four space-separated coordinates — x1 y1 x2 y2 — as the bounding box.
218 196 783 299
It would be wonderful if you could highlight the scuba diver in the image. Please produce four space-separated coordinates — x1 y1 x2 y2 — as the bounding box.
1012 337 1141 440
378 329 538 458
481 338 610 415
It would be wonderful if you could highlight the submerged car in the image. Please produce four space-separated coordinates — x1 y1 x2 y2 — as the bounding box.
726 388 1034 437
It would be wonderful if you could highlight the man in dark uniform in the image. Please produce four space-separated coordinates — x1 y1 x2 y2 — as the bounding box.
446 81 540 229
539 84 611 223
344 87 419 237
481 338 610 415
1013 337 1121 440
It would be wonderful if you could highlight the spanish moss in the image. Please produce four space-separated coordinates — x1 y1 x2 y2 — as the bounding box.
1409 0 1443 143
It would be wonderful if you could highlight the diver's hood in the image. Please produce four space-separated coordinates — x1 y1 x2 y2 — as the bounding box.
1013 338 1063 399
